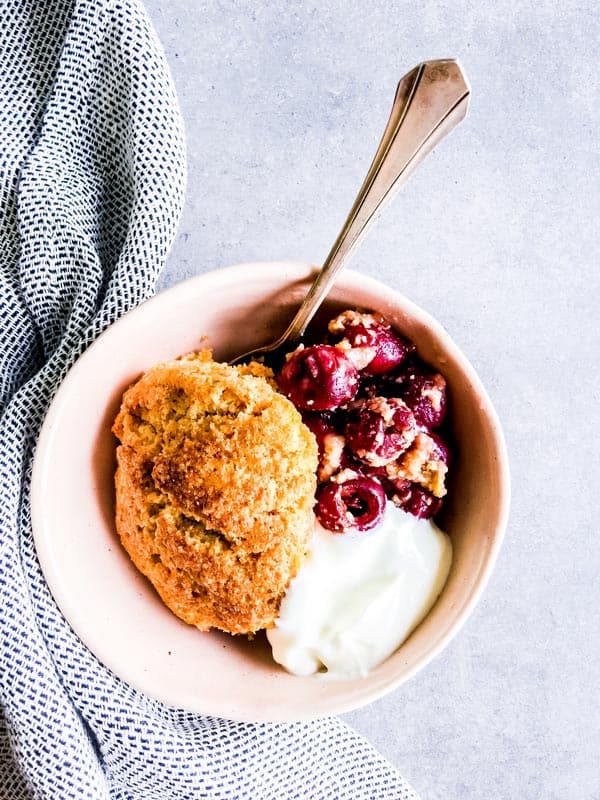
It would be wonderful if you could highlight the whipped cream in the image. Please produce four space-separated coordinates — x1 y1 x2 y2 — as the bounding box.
267 504 452 679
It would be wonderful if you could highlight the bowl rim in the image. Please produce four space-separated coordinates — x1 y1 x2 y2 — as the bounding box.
31 260 511 721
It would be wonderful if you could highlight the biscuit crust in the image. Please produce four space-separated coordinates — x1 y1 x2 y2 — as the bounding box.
112 353 318 635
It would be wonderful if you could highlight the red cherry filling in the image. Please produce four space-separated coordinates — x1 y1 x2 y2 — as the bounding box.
404 486 443 519
315 476 386 532
277 309 452 529
328 310 412 375
428 432 450 466
279 345 358 411
364 327 412 375
302 413 336 455
396 368 447 429
386 431 449 499
345 397 417 466
371 474 442 520
302 413 345 482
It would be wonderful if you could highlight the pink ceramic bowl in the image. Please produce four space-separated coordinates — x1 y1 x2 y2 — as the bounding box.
31 262 510 722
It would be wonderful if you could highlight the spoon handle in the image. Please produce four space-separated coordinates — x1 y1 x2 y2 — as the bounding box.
279 59 470 343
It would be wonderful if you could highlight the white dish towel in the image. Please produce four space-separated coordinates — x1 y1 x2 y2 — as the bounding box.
0 1 420 797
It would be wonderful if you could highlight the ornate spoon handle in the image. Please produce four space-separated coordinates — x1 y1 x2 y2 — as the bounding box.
281 59 470 341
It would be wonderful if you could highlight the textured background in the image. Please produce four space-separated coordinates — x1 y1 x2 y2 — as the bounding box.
145 2 599 798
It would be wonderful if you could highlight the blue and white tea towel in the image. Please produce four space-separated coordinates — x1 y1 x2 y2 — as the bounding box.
0 1 419 797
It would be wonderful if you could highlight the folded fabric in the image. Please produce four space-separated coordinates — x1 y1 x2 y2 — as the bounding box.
0 1 419 797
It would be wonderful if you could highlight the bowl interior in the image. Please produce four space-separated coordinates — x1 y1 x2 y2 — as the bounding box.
32 262 509 721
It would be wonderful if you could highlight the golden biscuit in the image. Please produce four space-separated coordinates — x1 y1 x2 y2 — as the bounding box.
112 352 318 635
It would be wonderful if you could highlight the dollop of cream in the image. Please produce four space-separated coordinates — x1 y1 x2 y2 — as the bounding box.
267 504 452 679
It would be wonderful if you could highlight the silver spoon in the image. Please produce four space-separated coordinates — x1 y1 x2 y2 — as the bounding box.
231 59 470 365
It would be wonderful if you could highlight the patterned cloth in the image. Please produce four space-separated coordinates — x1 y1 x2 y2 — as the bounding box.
0 1 420 797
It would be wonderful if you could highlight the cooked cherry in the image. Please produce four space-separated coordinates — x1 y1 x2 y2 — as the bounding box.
377 472 412 502
397 368 447 429
365 327 412 375
302 413 345 482
279 345 358 411
387 431 449 499
345 397 417 466
401 486 443 519
328 310 412 375
379 473 442 519
428 432 450 466
315 476 386 532
302 414 336 456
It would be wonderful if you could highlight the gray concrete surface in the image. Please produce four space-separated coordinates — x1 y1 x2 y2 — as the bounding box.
146 2 600 797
